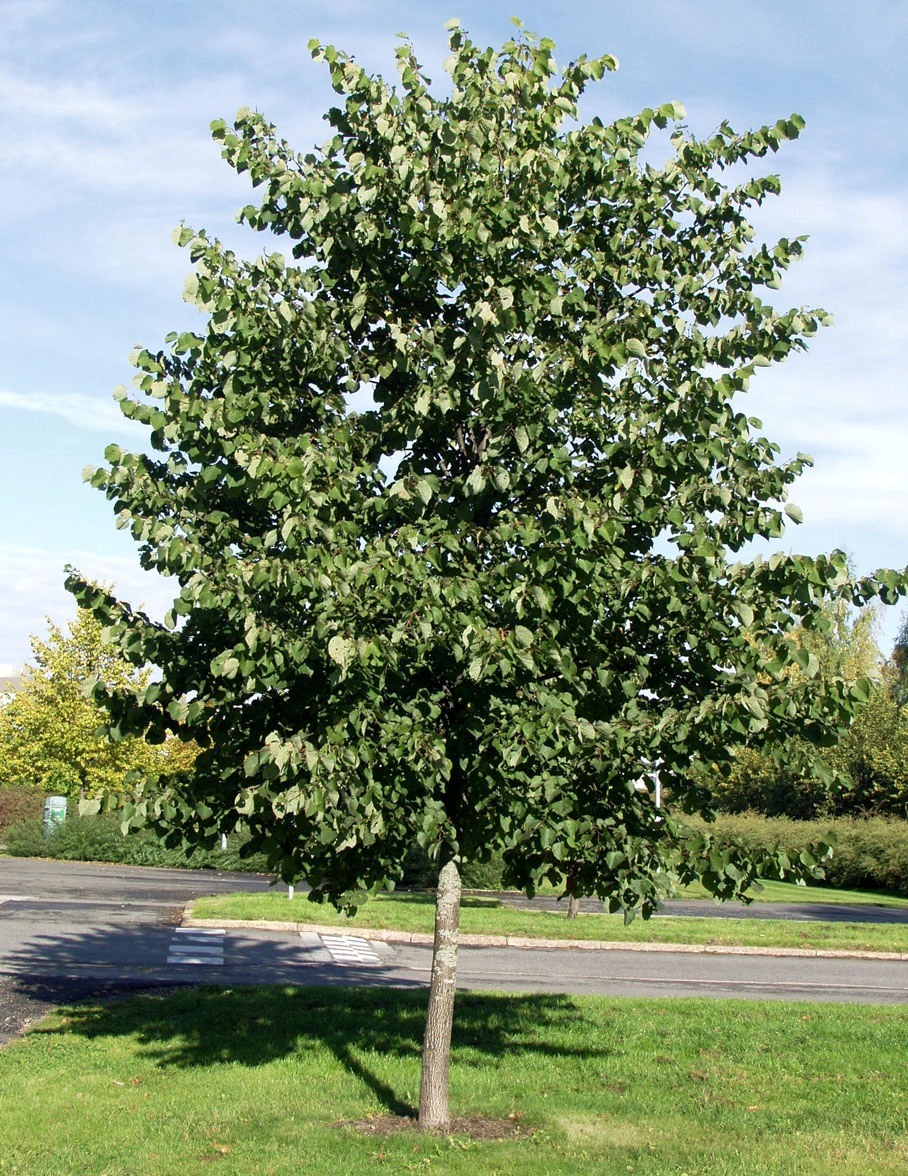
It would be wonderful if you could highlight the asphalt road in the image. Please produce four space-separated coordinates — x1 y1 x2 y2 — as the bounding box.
501 892 908 924
2 858 907 1047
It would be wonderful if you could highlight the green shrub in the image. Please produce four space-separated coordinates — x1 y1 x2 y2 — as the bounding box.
3 812 271 873
398 846 507 890
461 849 508 890
3 817 45 856
697 812 908 897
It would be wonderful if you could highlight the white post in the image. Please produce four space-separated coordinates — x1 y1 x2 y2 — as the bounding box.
220 833 228 851
288 884 295 901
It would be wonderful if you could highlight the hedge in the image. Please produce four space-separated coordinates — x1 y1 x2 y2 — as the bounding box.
2 813 272 873
5 806 908 898
693 812 908 898
0 811 498 888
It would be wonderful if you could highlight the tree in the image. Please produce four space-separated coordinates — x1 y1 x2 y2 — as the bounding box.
893 611 908 710
67 21 906 1131
0 608 195 799
830 666 908 816
707 599 890 818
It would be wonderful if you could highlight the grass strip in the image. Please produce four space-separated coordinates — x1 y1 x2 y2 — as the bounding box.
190 890 908 954
676 878 908 907
1 987 906 1175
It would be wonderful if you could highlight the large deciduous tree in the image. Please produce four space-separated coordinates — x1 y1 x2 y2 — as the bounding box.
68 21 905 1131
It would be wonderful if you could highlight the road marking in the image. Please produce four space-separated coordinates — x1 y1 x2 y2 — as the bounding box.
318 934 383 965
168 927 226 966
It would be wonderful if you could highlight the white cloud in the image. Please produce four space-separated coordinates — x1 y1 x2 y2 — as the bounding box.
735 165 908 546
0 70 139 130
0 545 175 671
0 388 144 435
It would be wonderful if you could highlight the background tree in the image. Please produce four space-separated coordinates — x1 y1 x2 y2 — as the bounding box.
830 666 908 816
68 21 905 1131
708 600 908 818
0 608 196 800
893 611 908 710
706 599 889 817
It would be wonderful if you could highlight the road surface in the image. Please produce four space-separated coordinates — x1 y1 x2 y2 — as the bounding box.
2 858 907 1045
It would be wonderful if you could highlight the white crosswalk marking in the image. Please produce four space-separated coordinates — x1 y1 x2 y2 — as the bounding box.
168 927 226 966
317 934 383 965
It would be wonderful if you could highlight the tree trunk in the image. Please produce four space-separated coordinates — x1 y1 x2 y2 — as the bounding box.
567 893 581 920
418 857 462 1132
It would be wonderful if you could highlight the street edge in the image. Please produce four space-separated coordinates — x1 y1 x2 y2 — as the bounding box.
181 911 908 961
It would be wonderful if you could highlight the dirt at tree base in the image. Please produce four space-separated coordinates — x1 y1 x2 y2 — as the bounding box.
335 1113 533 1141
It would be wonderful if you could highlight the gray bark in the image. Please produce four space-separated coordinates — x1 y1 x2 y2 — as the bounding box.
417 857 462 1132
567 893 581 920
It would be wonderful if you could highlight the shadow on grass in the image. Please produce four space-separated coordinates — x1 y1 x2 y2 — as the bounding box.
38 985 604 1117
5 919 606 1120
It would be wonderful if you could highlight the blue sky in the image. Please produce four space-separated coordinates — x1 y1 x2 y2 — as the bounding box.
1 0 906 672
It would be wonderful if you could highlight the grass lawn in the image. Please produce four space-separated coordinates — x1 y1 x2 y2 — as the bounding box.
0 987 905 1175
190 889 908 954
677 878 908 907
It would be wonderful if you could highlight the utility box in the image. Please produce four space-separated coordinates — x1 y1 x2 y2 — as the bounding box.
43 796 67 832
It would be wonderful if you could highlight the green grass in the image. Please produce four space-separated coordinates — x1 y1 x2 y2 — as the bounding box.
1 987 906 1174
677 878 908 907
190 889 908 954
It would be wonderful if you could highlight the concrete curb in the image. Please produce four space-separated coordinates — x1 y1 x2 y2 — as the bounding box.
180 912 908 962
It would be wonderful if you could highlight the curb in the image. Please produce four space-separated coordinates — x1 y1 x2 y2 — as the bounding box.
180 913 908 962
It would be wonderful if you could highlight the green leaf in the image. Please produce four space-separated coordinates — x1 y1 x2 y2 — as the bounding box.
327 634 354 669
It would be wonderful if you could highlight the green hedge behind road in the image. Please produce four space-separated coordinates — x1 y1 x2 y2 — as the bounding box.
5 807 908 899
700 812 908 897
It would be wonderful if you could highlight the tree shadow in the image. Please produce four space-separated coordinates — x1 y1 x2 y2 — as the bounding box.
3 919 608 1119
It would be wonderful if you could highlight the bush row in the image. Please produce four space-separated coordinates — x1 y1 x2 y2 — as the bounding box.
696 812 908 897
5 805 908 899
0 811 501 889
2 814 272 874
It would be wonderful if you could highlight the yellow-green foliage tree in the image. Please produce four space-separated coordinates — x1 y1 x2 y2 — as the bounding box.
0 609 196 799
708 601 908 817
830 663 908 816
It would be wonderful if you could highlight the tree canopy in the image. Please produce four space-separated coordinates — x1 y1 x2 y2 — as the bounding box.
67 20 906 1130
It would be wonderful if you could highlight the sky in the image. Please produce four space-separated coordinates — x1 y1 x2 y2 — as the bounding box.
1 0 906 673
